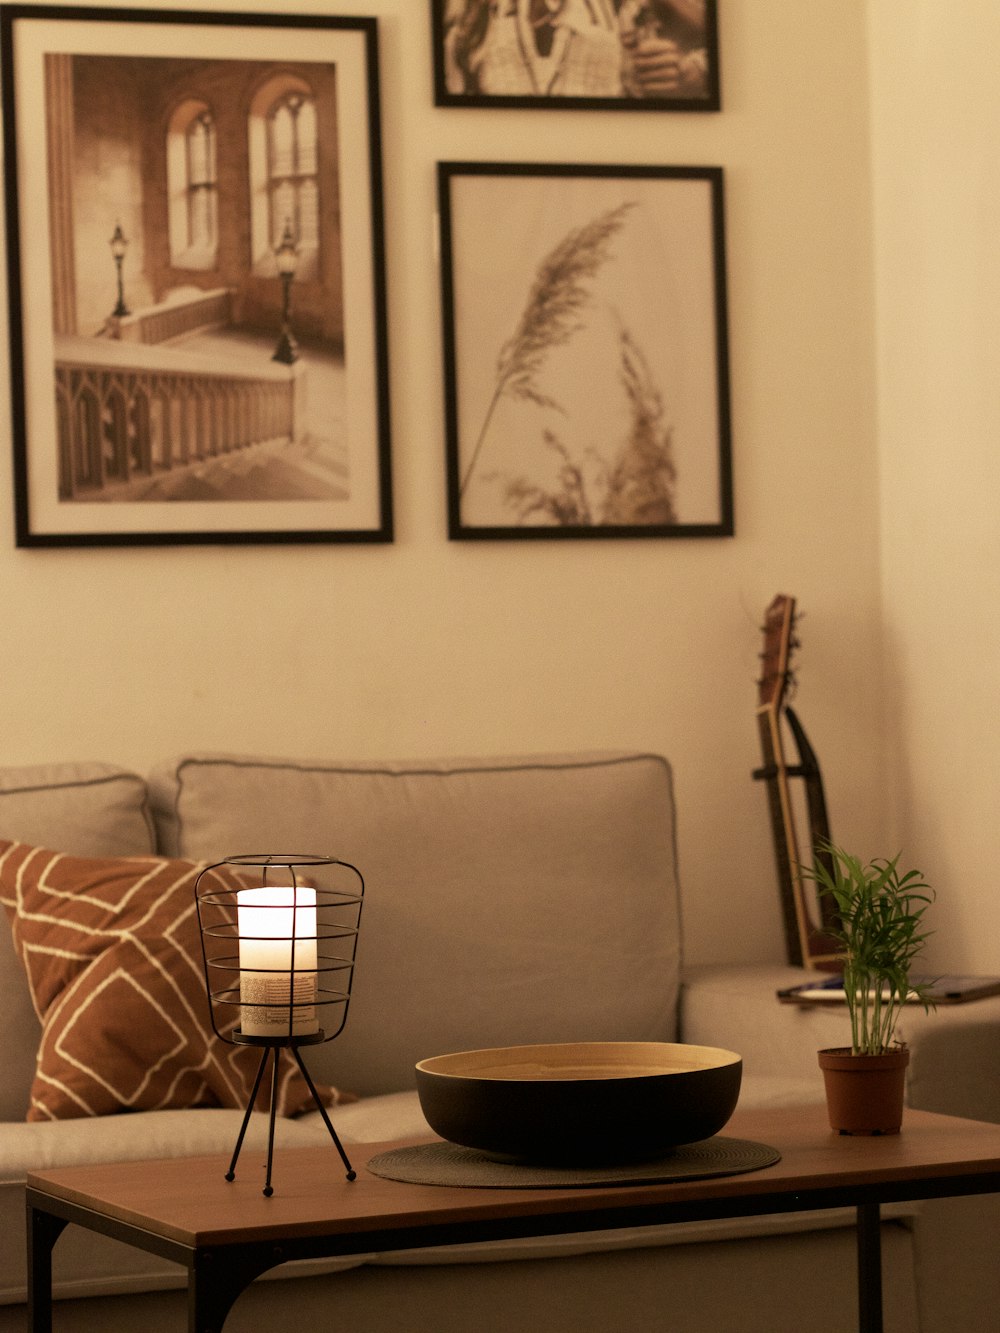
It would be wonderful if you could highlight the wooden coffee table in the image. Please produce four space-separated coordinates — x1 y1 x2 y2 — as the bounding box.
25 1103 1000 1333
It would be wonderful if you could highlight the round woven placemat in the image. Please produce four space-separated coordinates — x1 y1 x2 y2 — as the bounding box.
367 1136 781 1190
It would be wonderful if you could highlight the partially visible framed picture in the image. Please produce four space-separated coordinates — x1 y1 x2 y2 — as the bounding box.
431 0 720 111
439 162 733 539
1 6 392 546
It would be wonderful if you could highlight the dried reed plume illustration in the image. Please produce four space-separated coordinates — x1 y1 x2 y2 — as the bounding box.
460 201 636 498
497 325 678 527
601 327 677 525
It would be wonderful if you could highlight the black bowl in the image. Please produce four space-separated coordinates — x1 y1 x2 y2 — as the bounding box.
415 1041 742 1164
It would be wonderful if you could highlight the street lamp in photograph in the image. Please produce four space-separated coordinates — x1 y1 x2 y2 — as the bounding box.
109 221 130 319
272 219 300 365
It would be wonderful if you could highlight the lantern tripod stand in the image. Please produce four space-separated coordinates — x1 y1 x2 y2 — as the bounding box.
226 1032 355 1197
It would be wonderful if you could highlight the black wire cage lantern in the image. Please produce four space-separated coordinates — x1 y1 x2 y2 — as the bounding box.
194 853 364 1195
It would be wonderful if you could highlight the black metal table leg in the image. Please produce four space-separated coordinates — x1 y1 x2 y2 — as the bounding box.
856 1200 884 1333
188 1246 285 1333
26 1203 67 1333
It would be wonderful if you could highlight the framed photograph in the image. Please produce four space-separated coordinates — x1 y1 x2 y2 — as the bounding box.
431 0 720 112
439 162 733 539
1 6 392 547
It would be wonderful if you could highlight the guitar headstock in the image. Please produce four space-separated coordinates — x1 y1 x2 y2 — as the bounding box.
757 594 798 712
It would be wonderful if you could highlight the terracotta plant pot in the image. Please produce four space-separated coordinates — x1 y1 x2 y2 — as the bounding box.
817 1045 910 1136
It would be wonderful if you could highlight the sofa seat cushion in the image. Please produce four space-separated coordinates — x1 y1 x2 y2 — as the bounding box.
0 842 344 1121
149 751 683 1097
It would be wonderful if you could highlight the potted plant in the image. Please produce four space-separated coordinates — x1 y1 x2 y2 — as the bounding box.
802 844 935 1135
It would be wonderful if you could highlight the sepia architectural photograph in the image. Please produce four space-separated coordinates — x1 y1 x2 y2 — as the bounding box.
4 12 390 543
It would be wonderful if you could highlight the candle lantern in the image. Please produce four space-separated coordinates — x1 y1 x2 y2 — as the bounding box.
194 853 364 1195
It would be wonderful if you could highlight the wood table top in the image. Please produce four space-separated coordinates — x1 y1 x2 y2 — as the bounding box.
26 1104 1000 1251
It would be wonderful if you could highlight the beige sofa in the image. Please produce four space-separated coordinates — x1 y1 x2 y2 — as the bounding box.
1 751 999 1332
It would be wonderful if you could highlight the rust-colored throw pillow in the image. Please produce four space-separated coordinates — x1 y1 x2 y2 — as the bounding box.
0 840 343 1122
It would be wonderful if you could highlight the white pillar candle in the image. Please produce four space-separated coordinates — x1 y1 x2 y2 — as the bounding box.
237 886 319 1038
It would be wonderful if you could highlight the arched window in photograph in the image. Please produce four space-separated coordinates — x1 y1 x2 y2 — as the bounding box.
249 75 320 281
167 99 218 270
269 92 318 248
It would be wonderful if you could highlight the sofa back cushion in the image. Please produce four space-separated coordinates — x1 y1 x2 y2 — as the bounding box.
149 752 682 1096
0 763 155 1121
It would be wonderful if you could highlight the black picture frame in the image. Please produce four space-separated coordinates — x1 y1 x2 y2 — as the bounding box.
1 5 392 547
431 0 720 112
439 161 733 540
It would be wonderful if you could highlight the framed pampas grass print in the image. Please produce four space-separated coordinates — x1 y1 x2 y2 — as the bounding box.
438 162 733 540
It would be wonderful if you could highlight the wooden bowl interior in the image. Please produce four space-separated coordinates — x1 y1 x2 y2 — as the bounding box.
417 1041 741 1082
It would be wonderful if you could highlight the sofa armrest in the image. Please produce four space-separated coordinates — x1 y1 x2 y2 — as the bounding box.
679 964 850 1088
680 963 1000 1124
895 996 1000 1122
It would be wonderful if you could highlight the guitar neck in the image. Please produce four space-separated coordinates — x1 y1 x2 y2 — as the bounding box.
755 595 840 969
756 703 808 966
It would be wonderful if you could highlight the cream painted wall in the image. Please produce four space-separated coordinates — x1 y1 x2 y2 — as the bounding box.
870 1 1000 972
0 0 884 966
